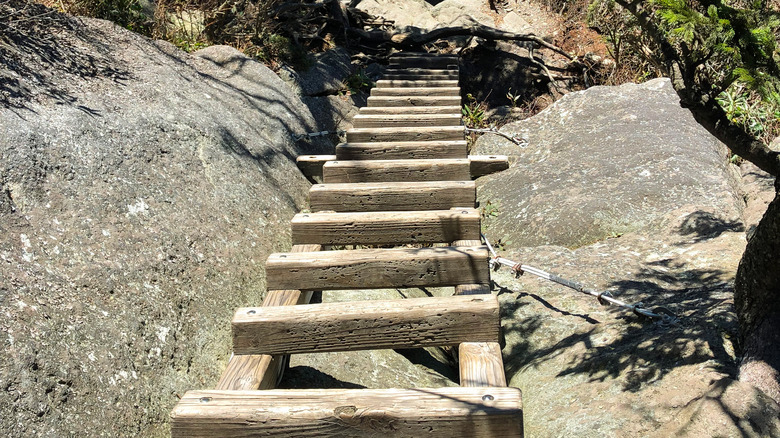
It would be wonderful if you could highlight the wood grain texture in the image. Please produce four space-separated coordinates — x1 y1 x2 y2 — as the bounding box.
308 181 476 212
336 140 467 160
382 73 459 80
265 246 490 291
459 342 507 387
296 155 336 178
470 154 510 177
371 87 461 97
357 105 461 115
352 114 462 128
452 239 492 295
171 387 523 437
367 96 461 107
375 79 459 88
291 209 479 245
232 295 500 355
215 245 319 390
347 126 464 142
322 158 471 183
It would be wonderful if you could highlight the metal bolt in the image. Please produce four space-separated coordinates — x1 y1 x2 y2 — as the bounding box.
482 394 494 401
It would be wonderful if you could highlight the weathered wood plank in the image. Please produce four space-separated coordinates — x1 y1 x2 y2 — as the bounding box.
265 246 490 291
459 342 508 387
171 387 523 437
352 114 462 128
383 73 459 80
358 105 461 115
308 181 476 212
297 154 506 179
291 208 479 245
371 87 461 97
297 155 336 178
470 154 510 177
215 244 319 391
232 295 500 355
367 96 462 107
346 126 464 142
452 239 492 295
336 141 467 160
375 79 460 88
322 158 471 183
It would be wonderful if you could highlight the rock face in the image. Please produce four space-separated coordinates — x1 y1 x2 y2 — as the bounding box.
0 11 327 437
473 78 780 436
476 78 743 249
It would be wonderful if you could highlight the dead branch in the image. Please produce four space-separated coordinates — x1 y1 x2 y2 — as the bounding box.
349 23 577 61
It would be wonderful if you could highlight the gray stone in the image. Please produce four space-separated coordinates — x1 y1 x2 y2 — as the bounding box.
475 78 780 436
277 47 352 97
0 18 327 438
474 78 744 249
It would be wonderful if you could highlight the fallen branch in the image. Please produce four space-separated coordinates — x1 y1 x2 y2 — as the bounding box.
349 23 577 61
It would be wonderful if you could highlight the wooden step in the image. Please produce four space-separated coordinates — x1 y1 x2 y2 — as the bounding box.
358 105 462 115
308 181 476 212
336 140 467 160
367 96 462 107
265 245 490 291
371 87 460 97
171 387 524 437
291 208 479 245
460 342 507 387
390 56 460 68
375 79 460 88
232 295 499 355
299 155 509 179
347 126 463 142
296 155 336 179
322 158 471 183
352 113 462 128
385 68 459 79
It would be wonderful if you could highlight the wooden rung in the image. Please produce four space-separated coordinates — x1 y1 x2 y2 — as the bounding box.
171 387 523 437
323 158 471 183
346 126 464 142
309 181 476 212
358 105 462 115
385 68 458 75
383 73 460 81
265 246 490 291
297 155 508 180
216 244 321 391
367 96 462 107
389 63 459 70
296 155 336 178
352 114 462 128
336 140 467 160
470 155 510 177
375 79 460 88
371 87 460 97
291 208 480 245
459 342 507 387
233 294 500 355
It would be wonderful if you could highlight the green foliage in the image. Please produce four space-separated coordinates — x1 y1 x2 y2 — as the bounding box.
590 0 779 145
649 0 780 106
717 83 780 143
342 69 374 94
68 0 150 33
462 93 488 128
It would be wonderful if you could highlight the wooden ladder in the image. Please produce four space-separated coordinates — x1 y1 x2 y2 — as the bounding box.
170 52 523 437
